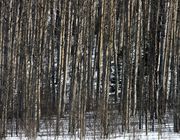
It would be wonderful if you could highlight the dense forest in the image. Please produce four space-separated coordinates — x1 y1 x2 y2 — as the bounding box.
0 0 180 139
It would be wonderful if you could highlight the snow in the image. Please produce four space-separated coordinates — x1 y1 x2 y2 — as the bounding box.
4 116 180 140
4 132 180 140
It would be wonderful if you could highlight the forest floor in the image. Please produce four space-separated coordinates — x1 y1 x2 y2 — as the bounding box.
4 131 180 140
4 112 180 140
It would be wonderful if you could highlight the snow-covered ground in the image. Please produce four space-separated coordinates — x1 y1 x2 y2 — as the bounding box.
4 123 180 140
4 132 180 140
4 114 180 140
